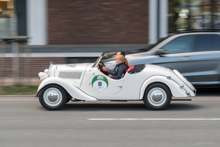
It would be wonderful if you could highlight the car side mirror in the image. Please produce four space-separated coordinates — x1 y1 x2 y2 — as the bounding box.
155 49 167 57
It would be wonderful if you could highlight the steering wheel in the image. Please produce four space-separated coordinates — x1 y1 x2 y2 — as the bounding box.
99 61 105 67
98 61 108 75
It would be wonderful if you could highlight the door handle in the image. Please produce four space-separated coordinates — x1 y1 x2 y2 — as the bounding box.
180 57 190 60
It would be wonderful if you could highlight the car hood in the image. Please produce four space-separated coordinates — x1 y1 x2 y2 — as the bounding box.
56 63 89 71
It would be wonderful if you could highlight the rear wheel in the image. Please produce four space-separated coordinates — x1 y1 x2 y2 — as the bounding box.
143 83 171 110
39 84 67 110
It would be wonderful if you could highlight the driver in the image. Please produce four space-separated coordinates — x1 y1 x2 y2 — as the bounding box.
109 55 129 79
102 51 126 75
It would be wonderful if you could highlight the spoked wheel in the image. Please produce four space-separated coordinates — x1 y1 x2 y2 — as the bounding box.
39 84 67 110
143 83 171 110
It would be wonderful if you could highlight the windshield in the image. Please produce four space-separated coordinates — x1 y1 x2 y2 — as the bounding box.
92 52 105 67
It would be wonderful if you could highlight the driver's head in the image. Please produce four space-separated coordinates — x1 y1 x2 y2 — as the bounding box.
114 55 125 64
117 51 125 57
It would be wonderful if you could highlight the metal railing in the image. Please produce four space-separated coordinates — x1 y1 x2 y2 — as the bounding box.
0 36 31 86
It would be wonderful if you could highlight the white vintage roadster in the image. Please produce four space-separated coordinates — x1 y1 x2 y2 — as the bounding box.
36 52 196 110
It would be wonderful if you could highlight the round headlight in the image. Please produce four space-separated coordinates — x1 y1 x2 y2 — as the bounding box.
38 72 48 81
44 69 49 74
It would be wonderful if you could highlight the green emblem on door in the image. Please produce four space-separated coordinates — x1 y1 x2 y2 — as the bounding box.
92 75 108 92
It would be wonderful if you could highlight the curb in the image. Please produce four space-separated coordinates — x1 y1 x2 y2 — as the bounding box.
0 95 35 97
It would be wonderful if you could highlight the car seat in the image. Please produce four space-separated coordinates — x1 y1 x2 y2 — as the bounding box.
124 65 134 76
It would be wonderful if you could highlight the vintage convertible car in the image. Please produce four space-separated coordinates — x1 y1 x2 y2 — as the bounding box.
36 52 196 110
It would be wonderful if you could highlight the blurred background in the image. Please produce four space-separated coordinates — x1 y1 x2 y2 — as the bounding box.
0 0 220 92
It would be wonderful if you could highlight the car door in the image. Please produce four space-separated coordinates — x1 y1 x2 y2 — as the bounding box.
151 35 196 81
80 67 124 99
187 34 220 85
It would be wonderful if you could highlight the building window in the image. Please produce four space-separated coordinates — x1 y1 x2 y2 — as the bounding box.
0 0 14 38
0 0 14 18
169 0 220 32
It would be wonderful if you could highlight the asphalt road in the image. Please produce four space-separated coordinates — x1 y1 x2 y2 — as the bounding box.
0 91 220 147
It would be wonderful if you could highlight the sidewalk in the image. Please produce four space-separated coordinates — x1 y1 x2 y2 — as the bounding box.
0 78 39 86
0 95 35 97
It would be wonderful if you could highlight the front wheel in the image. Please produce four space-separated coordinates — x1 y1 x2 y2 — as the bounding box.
143 83 171 110
39 84 67 110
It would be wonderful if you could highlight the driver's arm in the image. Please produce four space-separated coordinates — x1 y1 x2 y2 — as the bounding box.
111 67 125 79
107 69 115 75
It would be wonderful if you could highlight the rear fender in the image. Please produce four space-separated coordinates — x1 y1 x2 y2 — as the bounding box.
36 77 97 101
140 76 188 99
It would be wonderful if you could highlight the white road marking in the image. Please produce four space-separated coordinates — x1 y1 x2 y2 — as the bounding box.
88 118 220 121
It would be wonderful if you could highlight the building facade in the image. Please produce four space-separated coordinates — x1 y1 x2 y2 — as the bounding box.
26 0 168 45
1 0 220 45
1 0 220 81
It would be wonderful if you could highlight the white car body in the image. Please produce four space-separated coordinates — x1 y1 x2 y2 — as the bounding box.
36 53 196 110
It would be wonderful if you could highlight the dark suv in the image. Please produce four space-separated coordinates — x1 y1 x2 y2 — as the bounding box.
124 31 220 88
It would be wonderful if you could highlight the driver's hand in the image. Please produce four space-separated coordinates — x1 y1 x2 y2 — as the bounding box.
102 67 108 71
109 74 113 77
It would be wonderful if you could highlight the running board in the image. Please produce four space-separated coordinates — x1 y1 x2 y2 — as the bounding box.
111 100 128 102
172 99 191 101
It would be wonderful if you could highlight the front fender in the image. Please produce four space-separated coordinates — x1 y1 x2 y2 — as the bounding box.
139 76 190 99
36 77 97 101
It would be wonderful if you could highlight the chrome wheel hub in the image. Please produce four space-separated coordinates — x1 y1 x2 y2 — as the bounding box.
43 88 62 107
152 91 163 102
148 87 167 106
48 92 58 102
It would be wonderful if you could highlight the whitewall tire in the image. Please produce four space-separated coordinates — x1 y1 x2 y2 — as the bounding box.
143 83 171 110
39 84 67 110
